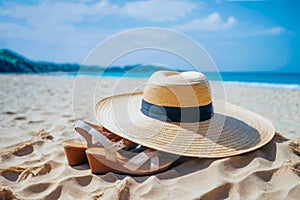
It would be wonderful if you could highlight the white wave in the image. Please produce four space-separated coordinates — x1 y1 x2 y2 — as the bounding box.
215 81 300 90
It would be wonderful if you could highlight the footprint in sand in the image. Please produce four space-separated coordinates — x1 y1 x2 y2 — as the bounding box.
45 186 62 200
24 183 51 193
4 111 16 115
200 183 233 199
12 143 34 156
1 130 53 158
14 116 27 120
28 120 44 124
75 175 93 186
31 129 53 140
68 119 75 123
0 167 24 182
254 169 276 182
0 163 52 182
0 144 34 159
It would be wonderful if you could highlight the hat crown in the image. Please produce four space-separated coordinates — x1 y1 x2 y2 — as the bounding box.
142 71 212 108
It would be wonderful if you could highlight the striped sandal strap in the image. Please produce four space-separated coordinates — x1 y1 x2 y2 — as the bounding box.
122 150 160 172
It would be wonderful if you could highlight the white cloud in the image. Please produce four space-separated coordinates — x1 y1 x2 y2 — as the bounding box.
0 0 199 62
2 0 283 64
120 0 197 22
251 26 286 36
1 0 118 26
172 12 236 31
0 0 120 62
0 0 198 42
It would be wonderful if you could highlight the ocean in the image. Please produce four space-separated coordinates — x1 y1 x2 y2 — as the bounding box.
2 71 300 90
73 71 300 90
205 72 300 90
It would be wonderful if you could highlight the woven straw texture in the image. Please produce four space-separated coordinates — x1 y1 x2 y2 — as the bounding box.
95 92 275 158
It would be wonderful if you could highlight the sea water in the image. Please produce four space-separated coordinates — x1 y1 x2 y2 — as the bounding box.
73 71 300 90
2 71 300 90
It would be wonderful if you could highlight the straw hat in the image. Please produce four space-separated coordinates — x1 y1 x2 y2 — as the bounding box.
95 71 275 158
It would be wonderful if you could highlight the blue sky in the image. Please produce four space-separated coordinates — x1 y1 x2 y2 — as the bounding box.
0 0 299 72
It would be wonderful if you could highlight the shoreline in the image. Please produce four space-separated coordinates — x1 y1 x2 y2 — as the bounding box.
1 73 300 90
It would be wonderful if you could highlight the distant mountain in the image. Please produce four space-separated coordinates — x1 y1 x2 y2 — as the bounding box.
0 49 81 73
0 49 170 73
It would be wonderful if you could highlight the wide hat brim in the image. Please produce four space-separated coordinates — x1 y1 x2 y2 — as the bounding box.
95 92 275 158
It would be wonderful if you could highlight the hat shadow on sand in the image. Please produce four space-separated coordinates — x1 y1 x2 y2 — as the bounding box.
95 133 285 183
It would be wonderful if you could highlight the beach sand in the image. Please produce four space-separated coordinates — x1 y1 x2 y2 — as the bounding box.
0 74 300 199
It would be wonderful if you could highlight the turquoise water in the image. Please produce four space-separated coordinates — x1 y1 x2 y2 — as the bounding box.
94 71 300 89
74 71 300 86
51 71 300 83
215 72 300 85
2 71 300 89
